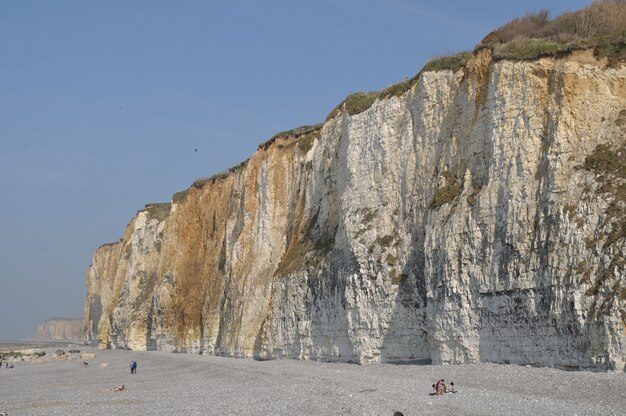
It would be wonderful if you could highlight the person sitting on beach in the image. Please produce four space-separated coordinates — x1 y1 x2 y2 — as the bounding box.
435 379 446 396
448 381 457 393
81 361 88 368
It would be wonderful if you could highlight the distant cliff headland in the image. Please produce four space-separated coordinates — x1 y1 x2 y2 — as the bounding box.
37 319 84 342
83 1 625 372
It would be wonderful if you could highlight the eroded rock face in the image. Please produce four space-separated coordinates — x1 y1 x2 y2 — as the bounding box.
37 319 84 342
83 50 625 372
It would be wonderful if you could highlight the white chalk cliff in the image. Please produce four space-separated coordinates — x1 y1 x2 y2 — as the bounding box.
84 48 625 372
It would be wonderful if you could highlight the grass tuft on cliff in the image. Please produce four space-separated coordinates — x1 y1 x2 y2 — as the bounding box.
493 38 571 60
172 189 189 204
583 143 626 176
431 171 462 208
259 124 322 151
422 52 473 72
144 203 171 221
581 140 626 249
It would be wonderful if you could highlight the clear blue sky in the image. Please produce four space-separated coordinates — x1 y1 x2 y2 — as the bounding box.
0 0 591 340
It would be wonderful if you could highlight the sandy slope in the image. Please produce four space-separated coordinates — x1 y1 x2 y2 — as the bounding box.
0 347 623 415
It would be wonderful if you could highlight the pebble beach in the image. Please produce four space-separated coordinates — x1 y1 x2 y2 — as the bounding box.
1 344 624 415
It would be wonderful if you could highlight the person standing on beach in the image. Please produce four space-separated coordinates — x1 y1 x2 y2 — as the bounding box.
130 361 137 374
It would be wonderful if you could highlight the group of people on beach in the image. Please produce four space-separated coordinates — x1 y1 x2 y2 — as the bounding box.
431 379 457 395
394 379 460 415
0 362 14 369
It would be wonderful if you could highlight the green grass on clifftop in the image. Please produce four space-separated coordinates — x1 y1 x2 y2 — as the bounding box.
325 2 625 120
422 52 473 72
144 203 171 221
493 38 570 60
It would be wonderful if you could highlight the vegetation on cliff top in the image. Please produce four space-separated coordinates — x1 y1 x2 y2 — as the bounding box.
326 1 626 119
484 1 626 62
171 158 251 204
259 124 322 151
172 124 323 206
167 2 624 209
421 52 473 73
144 203 172 221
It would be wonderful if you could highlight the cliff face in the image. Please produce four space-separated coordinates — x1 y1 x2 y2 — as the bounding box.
37 319 84 341
84 50 626 371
